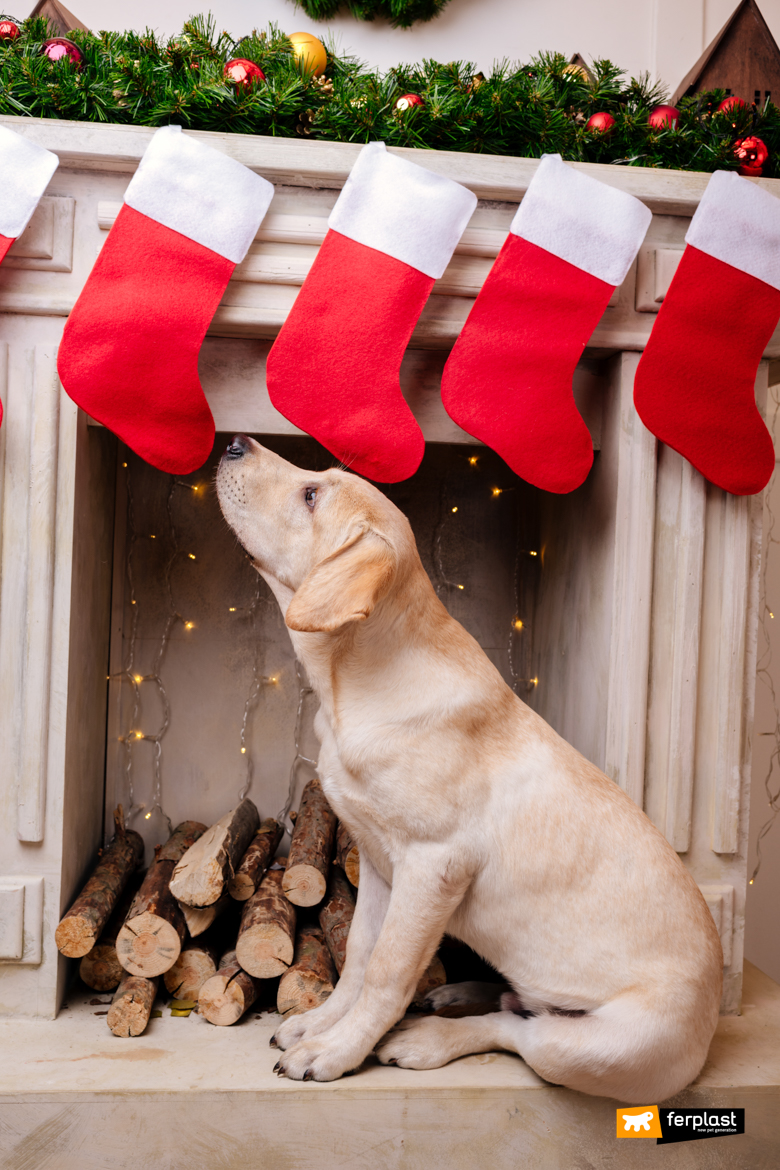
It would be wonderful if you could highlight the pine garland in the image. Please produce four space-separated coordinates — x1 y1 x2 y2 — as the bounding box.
1 12 779 176
293 0 452 30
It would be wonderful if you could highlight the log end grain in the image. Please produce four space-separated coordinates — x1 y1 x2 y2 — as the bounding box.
79 943 124 993
198 968 257 1026
227 871 255 901
235 925 294 979
116 911 182 978
55 916 98 960
107 975 158 1037
282 864 327 908
163 948 219 1001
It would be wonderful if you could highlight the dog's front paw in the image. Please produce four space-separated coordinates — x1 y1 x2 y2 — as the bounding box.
271 1013 315 1052
274 1034 366 1082
376 1016 460 1070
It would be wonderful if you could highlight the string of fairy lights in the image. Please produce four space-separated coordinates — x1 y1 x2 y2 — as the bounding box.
113 455 313 840
433 451 539 694
750 380 780 887
113 446 534 841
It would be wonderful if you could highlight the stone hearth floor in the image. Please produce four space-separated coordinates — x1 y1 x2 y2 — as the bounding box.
1 961 778 1168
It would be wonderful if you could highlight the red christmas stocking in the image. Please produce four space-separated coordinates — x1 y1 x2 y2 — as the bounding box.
266 142 477 482
634 170 780 495
0 125 59 425
58 126 273 474
441 154 651 493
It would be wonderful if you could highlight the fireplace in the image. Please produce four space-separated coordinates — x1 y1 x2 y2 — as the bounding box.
0 117 772 1032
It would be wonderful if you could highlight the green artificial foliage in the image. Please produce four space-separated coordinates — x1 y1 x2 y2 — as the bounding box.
1 13 779 175
294 0 452 30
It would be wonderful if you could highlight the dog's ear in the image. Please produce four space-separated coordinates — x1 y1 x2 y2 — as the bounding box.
285 526 395 633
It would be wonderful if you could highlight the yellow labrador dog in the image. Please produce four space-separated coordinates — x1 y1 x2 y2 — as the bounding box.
216 435 722 1100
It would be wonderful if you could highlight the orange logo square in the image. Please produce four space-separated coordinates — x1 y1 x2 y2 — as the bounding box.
616 1106 662 1138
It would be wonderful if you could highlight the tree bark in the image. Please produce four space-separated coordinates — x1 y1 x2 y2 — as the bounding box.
235 869 296 978
335 821 360 888
198 948 260 1026
277 924 336 1018
411 955 447 1007
79 870 143 992
178 890 230 938
107 972 159 1037
164 940 220 1000
116 820 206 978
55 807 144 958
228 818 283 901
169 799 260 907
283 779 337 907
318 867 355 975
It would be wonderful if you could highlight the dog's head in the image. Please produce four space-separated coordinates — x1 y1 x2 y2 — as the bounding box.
216 436 415 634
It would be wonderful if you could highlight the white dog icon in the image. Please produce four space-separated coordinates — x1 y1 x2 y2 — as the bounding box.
622 1111 654 1132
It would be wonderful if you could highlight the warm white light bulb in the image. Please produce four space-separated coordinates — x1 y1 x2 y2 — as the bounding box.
492 487 502 497
229 607 236 612
452 506 458 513
241 746 246 754
188 553 196 561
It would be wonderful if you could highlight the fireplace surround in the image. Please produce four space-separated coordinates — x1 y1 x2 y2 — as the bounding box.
0 115 777 1163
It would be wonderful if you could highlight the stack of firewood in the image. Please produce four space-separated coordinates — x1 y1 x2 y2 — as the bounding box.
55 782 445 1038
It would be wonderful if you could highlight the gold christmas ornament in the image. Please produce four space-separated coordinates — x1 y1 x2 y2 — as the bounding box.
562 62 591 85
288 31 327 77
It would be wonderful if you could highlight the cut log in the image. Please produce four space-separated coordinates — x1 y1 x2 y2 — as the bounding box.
277 924 336 1018
79 871 143 992
107 972 159 1037
116 820 206 978
164 940 220 1001
235 869 296 978
411 955 447 1007
198 949 260 1026
283 778 337 907
228 818 283 901
318 867 355 975
178 890 230 938
55 806 144 958
335 822 360 888
169 799 260 908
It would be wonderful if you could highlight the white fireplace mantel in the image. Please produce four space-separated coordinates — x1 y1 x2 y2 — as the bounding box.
0 116 769 1039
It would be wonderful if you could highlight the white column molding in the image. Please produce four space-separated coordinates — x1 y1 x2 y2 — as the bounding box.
16 347 61 842
604 353 658 807
711 491 752 855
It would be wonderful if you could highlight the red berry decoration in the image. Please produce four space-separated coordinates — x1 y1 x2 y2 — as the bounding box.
648 104 679 129
224 58 265 87
734 135 769 177
0 19 20 39
41 38 83 67
716 95 746 115
396 93 424 111
586 111 615 134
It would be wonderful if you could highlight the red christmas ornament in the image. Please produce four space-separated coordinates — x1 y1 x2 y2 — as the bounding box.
0 19 20 39
224 58 265 87
716 95 746 115
734 135 768 176
648 104 679 129
395 93 424 111
41 38 83 67
586 111 615 134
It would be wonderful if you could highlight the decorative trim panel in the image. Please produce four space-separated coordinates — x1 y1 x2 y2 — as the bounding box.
4 196 75 273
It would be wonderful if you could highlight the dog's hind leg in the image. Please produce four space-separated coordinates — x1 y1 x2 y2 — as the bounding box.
376 1011 520 1070
377 995 712 1102
272 851 391 1052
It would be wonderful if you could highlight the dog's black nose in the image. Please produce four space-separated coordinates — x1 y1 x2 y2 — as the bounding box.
225 435 248 460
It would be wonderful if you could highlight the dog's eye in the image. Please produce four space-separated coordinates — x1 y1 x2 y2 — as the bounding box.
304 487 318 509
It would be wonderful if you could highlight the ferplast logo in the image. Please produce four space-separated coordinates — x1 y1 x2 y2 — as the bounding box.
616 1106 662 1138
616 1106 746 1143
